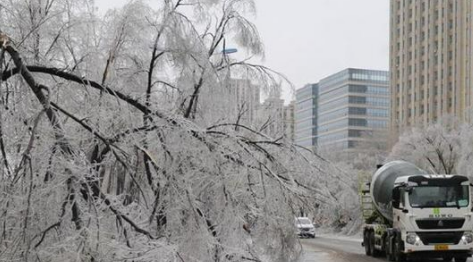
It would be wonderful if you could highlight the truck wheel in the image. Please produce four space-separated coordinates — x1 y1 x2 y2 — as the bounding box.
369 231 380 257
384 236 394 261
443 257 452 262
454 258 467 262
394 239 406 262
364 231 372 256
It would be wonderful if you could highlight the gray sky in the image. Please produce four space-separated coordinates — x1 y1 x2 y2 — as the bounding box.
255 0 390 88
95 0 390 101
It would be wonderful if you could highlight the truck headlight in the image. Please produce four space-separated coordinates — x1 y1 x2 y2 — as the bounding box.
406 233 419 245
462 232 473 243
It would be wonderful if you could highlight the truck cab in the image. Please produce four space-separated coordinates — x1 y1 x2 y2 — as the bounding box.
391 174 473 261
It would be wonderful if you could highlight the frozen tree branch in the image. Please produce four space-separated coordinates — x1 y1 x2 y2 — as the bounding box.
0 2 336 261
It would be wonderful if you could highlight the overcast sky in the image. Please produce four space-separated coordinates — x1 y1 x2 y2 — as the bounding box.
95 0 390 101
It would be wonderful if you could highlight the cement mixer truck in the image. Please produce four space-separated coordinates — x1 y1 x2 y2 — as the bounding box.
361 161 473 262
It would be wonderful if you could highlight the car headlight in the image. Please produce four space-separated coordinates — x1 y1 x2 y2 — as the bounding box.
462 232 473 243
406 233 419 245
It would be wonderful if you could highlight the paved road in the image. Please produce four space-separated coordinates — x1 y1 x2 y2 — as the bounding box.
301 235 473 262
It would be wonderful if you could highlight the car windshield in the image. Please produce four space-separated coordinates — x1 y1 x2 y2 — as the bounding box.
296 218 312 225
409 185 469 208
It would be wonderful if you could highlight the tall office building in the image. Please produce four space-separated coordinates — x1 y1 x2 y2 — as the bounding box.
228 78 260 126
258 89 285 137
317 69 390 153
295 84 318 151
390 0 473 143
283 101 296 142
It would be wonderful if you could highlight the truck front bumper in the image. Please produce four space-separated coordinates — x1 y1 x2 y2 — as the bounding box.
405 250 472 259
404 234 473 258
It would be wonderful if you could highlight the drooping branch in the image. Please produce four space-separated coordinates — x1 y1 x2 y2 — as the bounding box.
1 65 199 137
1 38 73 156
32 193 70 249
50 102 110 146
0 46 11 178
88 180 161 239
2 65 152 115
12 110 45 184
0 31 86 231
183 74 204 119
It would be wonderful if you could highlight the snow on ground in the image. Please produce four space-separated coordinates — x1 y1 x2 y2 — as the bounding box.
300 242 332 262
315 233 362 243
299 233 363 262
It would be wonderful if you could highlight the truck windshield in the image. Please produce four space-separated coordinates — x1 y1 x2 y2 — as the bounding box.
409 185 469 208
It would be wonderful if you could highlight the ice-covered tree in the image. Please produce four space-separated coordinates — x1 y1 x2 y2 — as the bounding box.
0 0 341 261
388 120 461 174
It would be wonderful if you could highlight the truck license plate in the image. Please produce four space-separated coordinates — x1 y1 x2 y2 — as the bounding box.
435 245 449 251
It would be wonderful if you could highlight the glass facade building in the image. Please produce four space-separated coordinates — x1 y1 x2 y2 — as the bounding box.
317 69 390 152
295 84 318 151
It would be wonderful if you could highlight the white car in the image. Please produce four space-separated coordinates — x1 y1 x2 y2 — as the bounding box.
295 217 316 238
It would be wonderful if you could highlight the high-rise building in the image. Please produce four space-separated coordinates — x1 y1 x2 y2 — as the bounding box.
317 69 390 153
283 101 295 142
228 78 260 126
295 84 318 151
258 88 285 137
390 0 473 143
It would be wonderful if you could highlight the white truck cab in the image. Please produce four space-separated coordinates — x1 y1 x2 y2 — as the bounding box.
391 175 473 261
362 161 473 262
